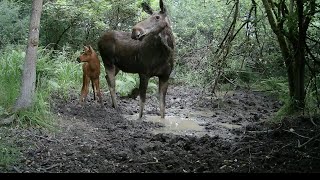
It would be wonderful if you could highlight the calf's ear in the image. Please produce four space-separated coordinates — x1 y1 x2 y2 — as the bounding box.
88 45 93 52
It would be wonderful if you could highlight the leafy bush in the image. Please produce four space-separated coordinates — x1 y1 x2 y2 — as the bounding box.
0 141 20 170
0 45 54 128
0 0 29 48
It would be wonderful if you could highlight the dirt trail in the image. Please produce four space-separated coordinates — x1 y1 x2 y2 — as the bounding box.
1 85 319 173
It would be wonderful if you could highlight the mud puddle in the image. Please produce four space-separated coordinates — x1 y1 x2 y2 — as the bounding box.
124 114 205 136
124 106 243 138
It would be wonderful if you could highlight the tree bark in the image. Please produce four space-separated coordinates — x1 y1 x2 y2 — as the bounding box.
14 0 44 111
261 0 316 112
261 0 295 98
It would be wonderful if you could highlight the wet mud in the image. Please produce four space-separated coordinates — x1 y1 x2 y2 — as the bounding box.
1 85 319 173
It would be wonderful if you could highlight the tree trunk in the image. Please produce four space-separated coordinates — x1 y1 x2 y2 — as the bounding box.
14 0 44 111
261 0 316 112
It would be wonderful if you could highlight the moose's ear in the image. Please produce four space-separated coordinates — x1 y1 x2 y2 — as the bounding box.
160 0 167 14
142 2 153 15
83 46 89 51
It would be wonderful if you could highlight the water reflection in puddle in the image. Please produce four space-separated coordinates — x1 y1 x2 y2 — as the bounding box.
124 115 205 136
124 106 243 137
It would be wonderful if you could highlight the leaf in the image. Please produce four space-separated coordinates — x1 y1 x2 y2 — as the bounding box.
147 82 158 94
0 106 4 116
125 75 136 84
48 80 61 90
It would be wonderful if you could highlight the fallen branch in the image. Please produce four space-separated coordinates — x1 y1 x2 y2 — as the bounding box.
33 134 57 143
283 129 320 143
45 163 61 171
283 129 310 139
37 163 62 172
298 133 320 149
13 166 22 173
310 117 318 127
246 130 274 134
141 157 159 165
27 130 60 143
231 147 244 155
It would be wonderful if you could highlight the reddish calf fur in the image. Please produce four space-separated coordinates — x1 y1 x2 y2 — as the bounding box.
98 0 175 119
77 46 102 104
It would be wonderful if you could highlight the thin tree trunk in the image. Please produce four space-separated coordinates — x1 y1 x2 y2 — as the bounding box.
292 0 305 110
263 0 317 112
212 0 239 94
14 0 44 111
261 0 295 98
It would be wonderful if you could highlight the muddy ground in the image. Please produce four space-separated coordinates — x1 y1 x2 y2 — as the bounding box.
1 85 320 173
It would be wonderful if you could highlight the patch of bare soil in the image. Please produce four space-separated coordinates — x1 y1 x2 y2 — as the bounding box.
1 85 320 173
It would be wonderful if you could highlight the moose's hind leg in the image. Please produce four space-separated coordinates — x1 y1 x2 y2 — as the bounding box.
138 74 150 119
159 76 169 119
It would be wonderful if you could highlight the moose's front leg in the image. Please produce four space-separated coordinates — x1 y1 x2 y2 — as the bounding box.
105 65 117 108
138 74 150 119
159 76 169 119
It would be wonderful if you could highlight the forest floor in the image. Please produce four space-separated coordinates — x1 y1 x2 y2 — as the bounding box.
1 85 320 173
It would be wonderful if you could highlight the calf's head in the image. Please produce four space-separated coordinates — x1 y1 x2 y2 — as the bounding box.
77 46 95 63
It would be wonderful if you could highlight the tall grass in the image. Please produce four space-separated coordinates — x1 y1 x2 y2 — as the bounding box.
0 46 23 110
0 45 160 128
173 64 205 87
305 75 320 116
0 45 83 127
0 45 54 128
0 140 20 170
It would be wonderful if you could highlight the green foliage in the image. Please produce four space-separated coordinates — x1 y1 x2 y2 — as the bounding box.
0 0 29 47
48 48 83 96
0 141 20 170
1 0 319 127
0 46 25 109
116 72 139 97
41 0 140 50
147 78 158 94
254 77 288 97
305 76 320 116
0 45 55 128
115 73 158 97
252 76 297 120
170 0 220 60
173 64 205 87
15 91 54 129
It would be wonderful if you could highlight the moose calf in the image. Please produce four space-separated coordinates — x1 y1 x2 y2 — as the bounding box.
77 46 102 104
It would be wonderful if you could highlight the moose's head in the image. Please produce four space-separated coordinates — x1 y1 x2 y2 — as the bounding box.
131 0 171 41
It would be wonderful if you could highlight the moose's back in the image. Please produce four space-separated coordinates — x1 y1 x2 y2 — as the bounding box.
98 30 174 76
98 31 141 73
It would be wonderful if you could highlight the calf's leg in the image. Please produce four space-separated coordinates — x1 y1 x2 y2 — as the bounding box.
91 80 96 101
80 74 90 104
93 78 103 104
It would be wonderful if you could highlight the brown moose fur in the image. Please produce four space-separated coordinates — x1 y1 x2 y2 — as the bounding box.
77 46 102 105
98 0 175 119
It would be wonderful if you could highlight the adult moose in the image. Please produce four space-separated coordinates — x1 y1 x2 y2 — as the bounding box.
98 0 175 119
